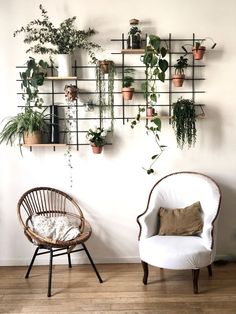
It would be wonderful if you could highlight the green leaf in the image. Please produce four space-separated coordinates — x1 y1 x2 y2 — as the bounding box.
151 154 159 159
153 68 160 76
147 168 154 175
150 94 157 102
152 117 161 130
149 35 161 50
158 72 165 82
160 47 167 57
159 59 168 72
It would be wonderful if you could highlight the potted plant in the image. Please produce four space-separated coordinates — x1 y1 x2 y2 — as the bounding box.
122 68 135 100
182 37 216 60
13 4 101 76
0 107 49 150
20 57 48 107
86 126 107 154
172 98 197 149
172 56 188 87
98 60 114 74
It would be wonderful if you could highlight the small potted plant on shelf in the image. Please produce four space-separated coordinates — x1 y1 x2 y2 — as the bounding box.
172 55 188 87
172 97 197 149
86 126 107 154
122 68 135 100
0 107 49 151
182 37 216 60
13 4 101 76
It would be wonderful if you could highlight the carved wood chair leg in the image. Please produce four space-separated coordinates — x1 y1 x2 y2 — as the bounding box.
192 269 200 294
207 264 213 277
141 260 149 285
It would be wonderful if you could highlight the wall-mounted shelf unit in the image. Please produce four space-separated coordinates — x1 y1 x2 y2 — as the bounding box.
16 33 207 152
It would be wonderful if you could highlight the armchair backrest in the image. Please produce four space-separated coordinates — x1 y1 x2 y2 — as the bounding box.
137 172 221 250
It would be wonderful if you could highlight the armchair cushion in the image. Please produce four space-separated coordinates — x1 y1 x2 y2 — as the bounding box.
158 201 203 236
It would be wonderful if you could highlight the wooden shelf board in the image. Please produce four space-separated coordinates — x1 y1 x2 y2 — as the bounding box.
22 144 67 147
121 49 145 54
45 77 77 80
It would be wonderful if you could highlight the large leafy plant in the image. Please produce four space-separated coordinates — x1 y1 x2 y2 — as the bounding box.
20 57 48 107
174 56 188 75
0 107 49 146
141 34 168 105
13 4 101 63
172 98 197 149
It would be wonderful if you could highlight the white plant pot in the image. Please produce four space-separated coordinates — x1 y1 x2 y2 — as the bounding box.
57 54 72 77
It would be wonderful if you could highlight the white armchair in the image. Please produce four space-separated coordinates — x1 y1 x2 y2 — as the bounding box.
137 172 221 293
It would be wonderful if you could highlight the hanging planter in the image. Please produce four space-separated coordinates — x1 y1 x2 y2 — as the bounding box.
57 54 72 77
99 60 113 74
192 46 206 60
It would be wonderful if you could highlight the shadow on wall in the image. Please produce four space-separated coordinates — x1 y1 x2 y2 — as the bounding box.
216 180 236 261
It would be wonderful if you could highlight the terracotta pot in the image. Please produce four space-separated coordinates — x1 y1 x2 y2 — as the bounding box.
91 144 103 154
99 60 112 74
23 131 42 145
192 46 206 60
146 107 155 117
172 74 185 87
122 87 134 100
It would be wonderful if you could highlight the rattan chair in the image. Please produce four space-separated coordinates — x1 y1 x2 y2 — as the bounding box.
17 187 103 297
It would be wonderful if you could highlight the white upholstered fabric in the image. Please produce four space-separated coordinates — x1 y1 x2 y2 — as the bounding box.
139 235 212 269
138 172 221 270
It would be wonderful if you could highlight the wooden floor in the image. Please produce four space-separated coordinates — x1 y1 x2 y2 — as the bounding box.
0 262 236 313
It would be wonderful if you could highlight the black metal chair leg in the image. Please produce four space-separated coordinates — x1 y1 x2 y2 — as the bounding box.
141 260 149 285
47 249 53 297
67 251 72 268
25 247 40 278
81 243 103 283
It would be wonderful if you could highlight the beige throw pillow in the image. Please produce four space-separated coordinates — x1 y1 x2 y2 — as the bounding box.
158 201 203 236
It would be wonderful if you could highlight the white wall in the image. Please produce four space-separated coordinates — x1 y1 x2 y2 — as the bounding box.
0 0 236 265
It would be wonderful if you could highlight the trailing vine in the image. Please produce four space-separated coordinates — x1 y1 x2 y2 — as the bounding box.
130 107 165 175
172 98 197 149
96 60 115 131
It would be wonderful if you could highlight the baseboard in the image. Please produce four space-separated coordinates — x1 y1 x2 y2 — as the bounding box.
1 255 235 267
0 256 141 266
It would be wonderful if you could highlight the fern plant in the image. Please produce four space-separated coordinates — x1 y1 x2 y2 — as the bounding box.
172 98 197 149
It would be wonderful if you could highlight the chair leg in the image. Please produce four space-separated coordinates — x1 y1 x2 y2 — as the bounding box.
67 251 72 268
81 243 103 283
141 260 149 285
25 247 40 278
192 269 200 294
207 264 213 277
47 249 53 297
